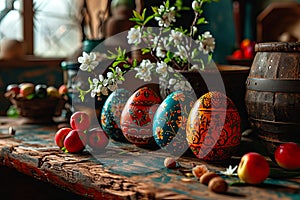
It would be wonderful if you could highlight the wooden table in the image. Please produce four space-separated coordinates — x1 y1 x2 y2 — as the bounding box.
0 117 300 200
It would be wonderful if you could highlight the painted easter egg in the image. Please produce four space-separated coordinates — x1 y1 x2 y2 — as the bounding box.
186 91 241 161
153 91 196 156
101 88 131 142
120 86 162 148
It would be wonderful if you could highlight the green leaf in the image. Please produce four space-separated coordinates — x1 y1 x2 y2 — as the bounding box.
132 59 138 67
143 15 154 26
129 18 142 23
141 48 151 54
165 0 170 8
197 17 207 25
88 77 93 84
132 9 143 20
123 64 132 69
152 6 158 14
166 51 174 59
141 8 147 19
112 60 125 67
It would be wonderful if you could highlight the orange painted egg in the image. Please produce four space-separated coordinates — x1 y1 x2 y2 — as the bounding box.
186 91 241 161
120 86 162 148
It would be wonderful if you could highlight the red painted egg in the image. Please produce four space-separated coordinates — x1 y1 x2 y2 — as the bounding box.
120 86 162 148
186 91 241 161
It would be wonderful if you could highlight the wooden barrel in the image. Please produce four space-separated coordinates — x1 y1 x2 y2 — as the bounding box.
245 42 300 149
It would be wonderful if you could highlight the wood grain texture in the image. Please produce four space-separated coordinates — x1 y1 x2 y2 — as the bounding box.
0 117 300 199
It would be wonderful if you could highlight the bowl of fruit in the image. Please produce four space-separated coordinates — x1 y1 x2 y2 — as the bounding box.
5 83 68 123
226 39 255 67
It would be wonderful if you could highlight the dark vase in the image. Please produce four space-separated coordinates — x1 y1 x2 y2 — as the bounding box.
82 39 105 53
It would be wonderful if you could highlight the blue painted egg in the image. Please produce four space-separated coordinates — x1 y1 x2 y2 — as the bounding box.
101 88 131 142
153 91 196 155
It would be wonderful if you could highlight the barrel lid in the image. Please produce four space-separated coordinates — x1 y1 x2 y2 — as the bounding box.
255 42 300 52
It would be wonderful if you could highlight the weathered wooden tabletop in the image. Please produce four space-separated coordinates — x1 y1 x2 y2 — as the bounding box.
0 117 299 200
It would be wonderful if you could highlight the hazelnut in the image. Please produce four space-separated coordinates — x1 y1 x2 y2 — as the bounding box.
199 172 219 185
208 177 228 193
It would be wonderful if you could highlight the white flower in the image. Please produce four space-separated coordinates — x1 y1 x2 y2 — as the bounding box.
192 26 198 35
99 85 109 96
199 31 215 54
90 78 100 97
173 81 182 91
78 52 99 72
135 59 154 82
127 27 141 45
170 30 183 46
155 5 176 27
190 64 200 71
192 0 200 11
169 78 177 85
156 46 166 58
220 165 238 176
115 67 124 84
176 45 188 60
108 83 118 92
156 61 168 78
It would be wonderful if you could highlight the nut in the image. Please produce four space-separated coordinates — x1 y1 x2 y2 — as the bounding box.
199 172 219 185
192 164 209 178
208 177 228 193
164 157 177 169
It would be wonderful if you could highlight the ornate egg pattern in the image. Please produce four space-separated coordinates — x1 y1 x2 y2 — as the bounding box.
153 91 195 155
186 91 241 161
120 86 162 147
101 88 132 142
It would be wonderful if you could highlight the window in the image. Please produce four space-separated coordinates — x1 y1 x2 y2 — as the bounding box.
0 0 84 58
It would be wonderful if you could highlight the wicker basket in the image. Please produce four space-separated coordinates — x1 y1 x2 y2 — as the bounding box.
7 94 66 119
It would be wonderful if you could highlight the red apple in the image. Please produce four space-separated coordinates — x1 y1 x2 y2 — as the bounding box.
63 129 86 153
87 127 109 151
54 127 72 148
232 49 243 59
58 84 68 95
70 111 91 131
240 39 251 50
243 45 254 59
237 152 270 184
6 84 20 95
274 142 300 170
19 83 35 98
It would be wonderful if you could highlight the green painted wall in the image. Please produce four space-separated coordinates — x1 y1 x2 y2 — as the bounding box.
203 0 236 64
204 0 300 64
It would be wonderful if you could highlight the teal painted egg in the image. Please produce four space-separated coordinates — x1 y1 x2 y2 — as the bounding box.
101 88 131 142
153 91 196 155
